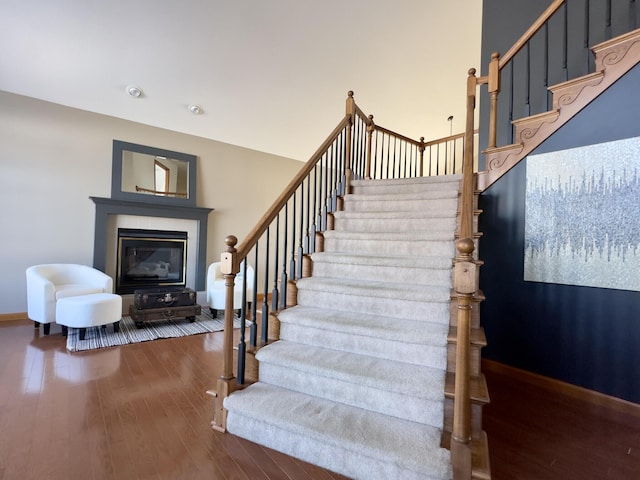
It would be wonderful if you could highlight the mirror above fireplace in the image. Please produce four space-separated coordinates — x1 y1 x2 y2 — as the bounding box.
111 140 197 207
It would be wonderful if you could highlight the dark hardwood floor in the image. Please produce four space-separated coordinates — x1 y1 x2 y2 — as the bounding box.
0 319 347 480
483 361 640 480
1 318 638 479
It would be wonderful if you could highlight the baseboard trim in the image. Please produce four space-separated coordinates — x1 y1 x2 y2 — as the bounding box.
482 358 640 418
0 312 28 322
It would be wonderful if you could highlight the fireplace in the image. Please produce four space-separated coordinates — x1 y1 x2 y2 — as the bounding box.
116 228 188 294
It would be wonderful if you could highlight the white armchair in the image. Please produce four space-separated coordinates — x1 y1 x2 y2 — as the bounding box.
206 261 255 317
26 264 114 335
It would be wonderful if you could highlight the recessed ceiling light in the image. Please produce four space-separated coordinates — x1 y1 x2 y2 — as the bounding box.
126 85 143 98
188 104 203 115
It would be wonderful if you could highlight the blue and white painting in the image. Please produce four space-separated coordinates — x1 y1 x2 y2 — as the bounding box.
524 136 640 292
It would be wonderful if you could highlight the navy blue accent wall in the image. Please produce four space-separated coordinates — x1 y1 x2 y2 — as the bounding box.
480 0 640 402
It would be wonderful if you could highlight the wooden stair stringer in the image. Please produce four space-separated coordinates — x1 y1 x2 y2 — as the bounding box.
478 27 640 192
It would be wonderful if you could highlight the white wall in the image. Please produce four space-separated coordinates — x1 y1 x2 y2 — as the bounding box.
0 91 302 315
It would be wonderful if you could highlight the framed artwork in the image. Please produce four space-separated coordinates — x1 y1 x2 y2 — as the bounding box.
524 136 640 292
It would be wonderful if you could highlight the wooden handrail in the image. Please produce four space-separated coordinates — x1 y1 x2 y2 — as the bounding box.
235 116 351 260
353 104 372 125
423 130 475 148
370 124 476 149
373 125 423 146
498 0 566 68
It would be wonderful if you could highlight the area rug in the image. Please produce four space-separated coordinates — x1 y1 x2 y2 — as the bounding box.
66 308 244 352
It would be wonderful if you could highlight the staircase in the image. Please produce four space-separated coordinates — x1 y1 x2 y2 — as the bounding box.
223 174 488 480
211 6 640 479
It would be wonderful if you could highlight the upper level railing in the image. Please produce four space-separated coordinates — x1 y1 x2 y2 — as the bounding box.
481 0 638 159
210 91 476 432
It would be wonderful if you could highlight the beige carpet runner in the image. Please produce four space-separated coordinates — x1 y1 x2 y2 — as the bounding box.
224 175 461 480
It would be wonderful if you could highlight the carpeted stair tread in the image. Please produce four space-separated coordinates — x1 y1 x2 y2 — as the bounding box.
277 305 448 369
257 341 446 401
333 209 457 220
311 251 453 269
256 341 446 426
295 281 451 324
333 213 457 234
310 252 452 286
352 174 461 185
343 189 459 202
224 383 452 480
323 229 455 242
351 174 461 190
296 276 451 303
342 197 459 213
278 305 449 345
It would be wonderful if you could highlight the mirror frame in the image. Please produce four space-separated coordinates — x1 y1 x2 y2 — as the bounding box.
111 140 197 207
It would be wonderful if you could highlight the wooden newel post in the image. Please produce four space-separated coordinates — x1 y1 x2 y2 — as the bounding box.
452 237 476 478
487 52 501 149
365 115 374 180
345 91 355 192
211 235 239 432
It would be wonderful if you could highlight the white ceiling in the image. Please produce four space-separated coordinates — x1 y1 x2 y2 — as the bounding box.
1 0 483 161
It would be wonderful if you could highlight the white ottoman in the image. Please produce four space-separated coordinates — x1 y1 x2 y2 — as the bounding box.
56 293 122 340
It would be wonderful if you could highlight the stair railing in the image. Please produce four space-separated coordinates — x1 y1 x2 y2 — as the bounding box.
361 113 476 180
480 0 638 190
210 91 476 431
210 93 354 431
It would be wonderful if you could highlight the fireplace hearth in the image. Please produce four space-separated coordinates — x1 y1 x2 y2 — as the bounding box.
116 228 187 294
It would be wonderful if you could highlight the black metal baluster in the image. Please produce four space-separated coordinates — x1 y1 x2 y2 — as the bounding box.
563 1 569 80
304 175 310 254
250 244 258 348
585 0 591 73
262 228 270 344
411 143 416 178
354 117 361 179
403 140 408 178
391 136 397 179
336 133 343 196
297 181 305 279
509 62 514 144
272 214 279 311
311 164 318 253
445 135 449 175
280 202 288 310
451 139 458 175
360 118 366 177
358 120 364 179
291 186 304 280
544 22 550 111
331 141 338 211
605 0 612 39
291 190 298 281
237 258 247 385
373 130 379 179
322 151 328 231
385 133 390 179
341 130 347 195
525 42 531 117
